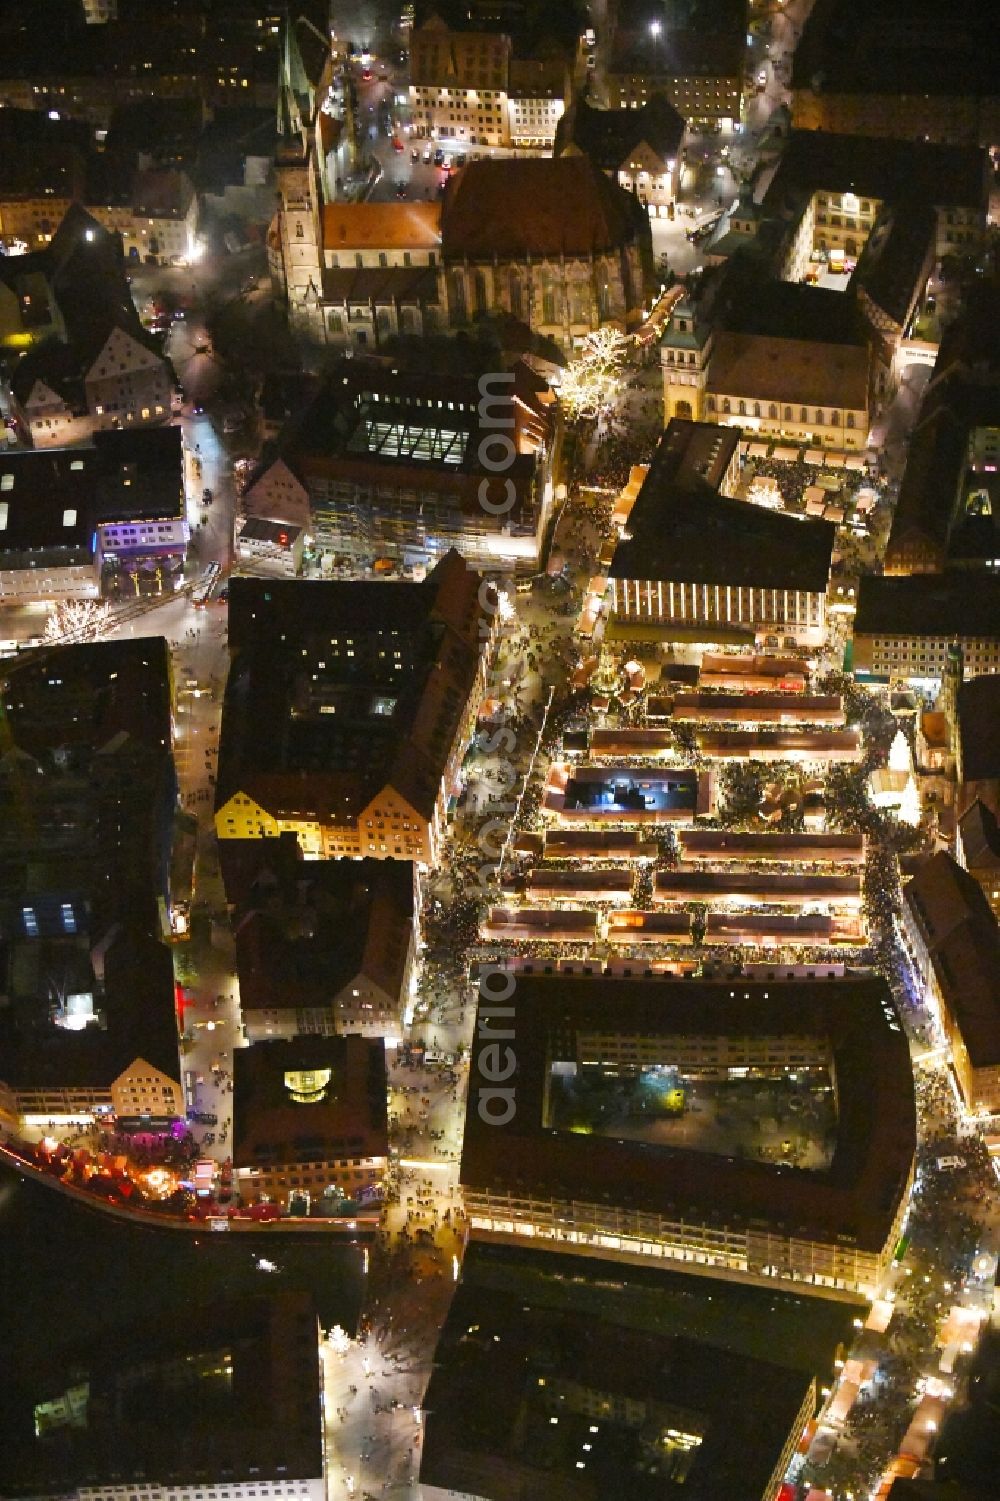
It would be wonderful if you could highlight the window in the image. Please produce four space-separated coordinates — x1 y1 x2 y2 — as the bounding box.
769 403 777 419
0 474 12 492
722 398 730 413
784 406 792 420
63 509 77 526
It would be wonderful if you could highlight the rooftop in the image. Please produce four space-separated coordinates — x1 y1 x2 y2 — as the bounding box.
763 127 988 212
322 201 442 253
218 551 487 824
854 575 1000 640
554 95 684 172
460 973 915 1253
232 1035 388 1170
609 438 834 592
0 638 177 1093
958 676 1000 785
221 835 414 1015
441 156 648 260
420 1277 814 1501
959 800 1000 872
1 1292 324 1493
903 853 1000 1068
790 0 1000 101
706 328 871 411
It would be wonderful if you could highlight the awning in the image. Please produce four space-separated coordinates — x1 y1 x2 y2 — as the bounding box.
773 446 798 462
824 452 845 468
804 448 824 465
845 454 865 470
748 442 769 458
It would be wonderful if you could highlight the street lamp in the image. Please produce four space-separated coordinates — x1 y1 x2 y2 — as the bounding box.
649 17 662 64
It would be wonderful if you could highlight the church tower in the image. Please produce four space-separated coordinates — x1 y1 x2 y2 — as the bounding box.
271 11 329 342
660 291 712 424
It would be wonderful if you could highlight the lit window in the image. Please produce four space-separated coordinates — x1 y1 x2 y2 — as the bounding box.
0 474 12 492
62 509 77 527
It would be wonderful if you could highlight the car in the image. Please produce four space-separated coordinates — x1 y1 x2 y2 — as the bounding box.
422 147 432 163
411 147 419 161
442 153 452 169
433 148 444 165
392 135 404 151
361 68 372 81
456 152 467 166
395 182 408 198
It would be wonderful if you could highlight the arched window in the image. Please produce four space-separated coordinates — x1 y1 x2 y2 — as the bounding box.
705 395 716 412
753 402 761 418
846 413 855 429
800 406 808 422
784 406 792 421
738 399 746 415
722 398 731 414
829 410 839 424
815 409 825 425
769 404 777 419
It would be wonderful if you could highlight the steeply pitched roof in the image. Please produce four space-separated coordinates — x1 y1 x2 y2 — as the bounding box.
707 329 870 410
763 129 987 213
958 676 1000 785
322 201 442 252
904 853 1000 1068
441 156 646 259
555 95 684 172
854 575 1000 639
610 436 835 592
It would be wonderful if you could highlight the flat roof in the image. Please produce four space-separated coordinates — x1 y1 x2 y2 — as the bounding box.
460 973 915 1252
